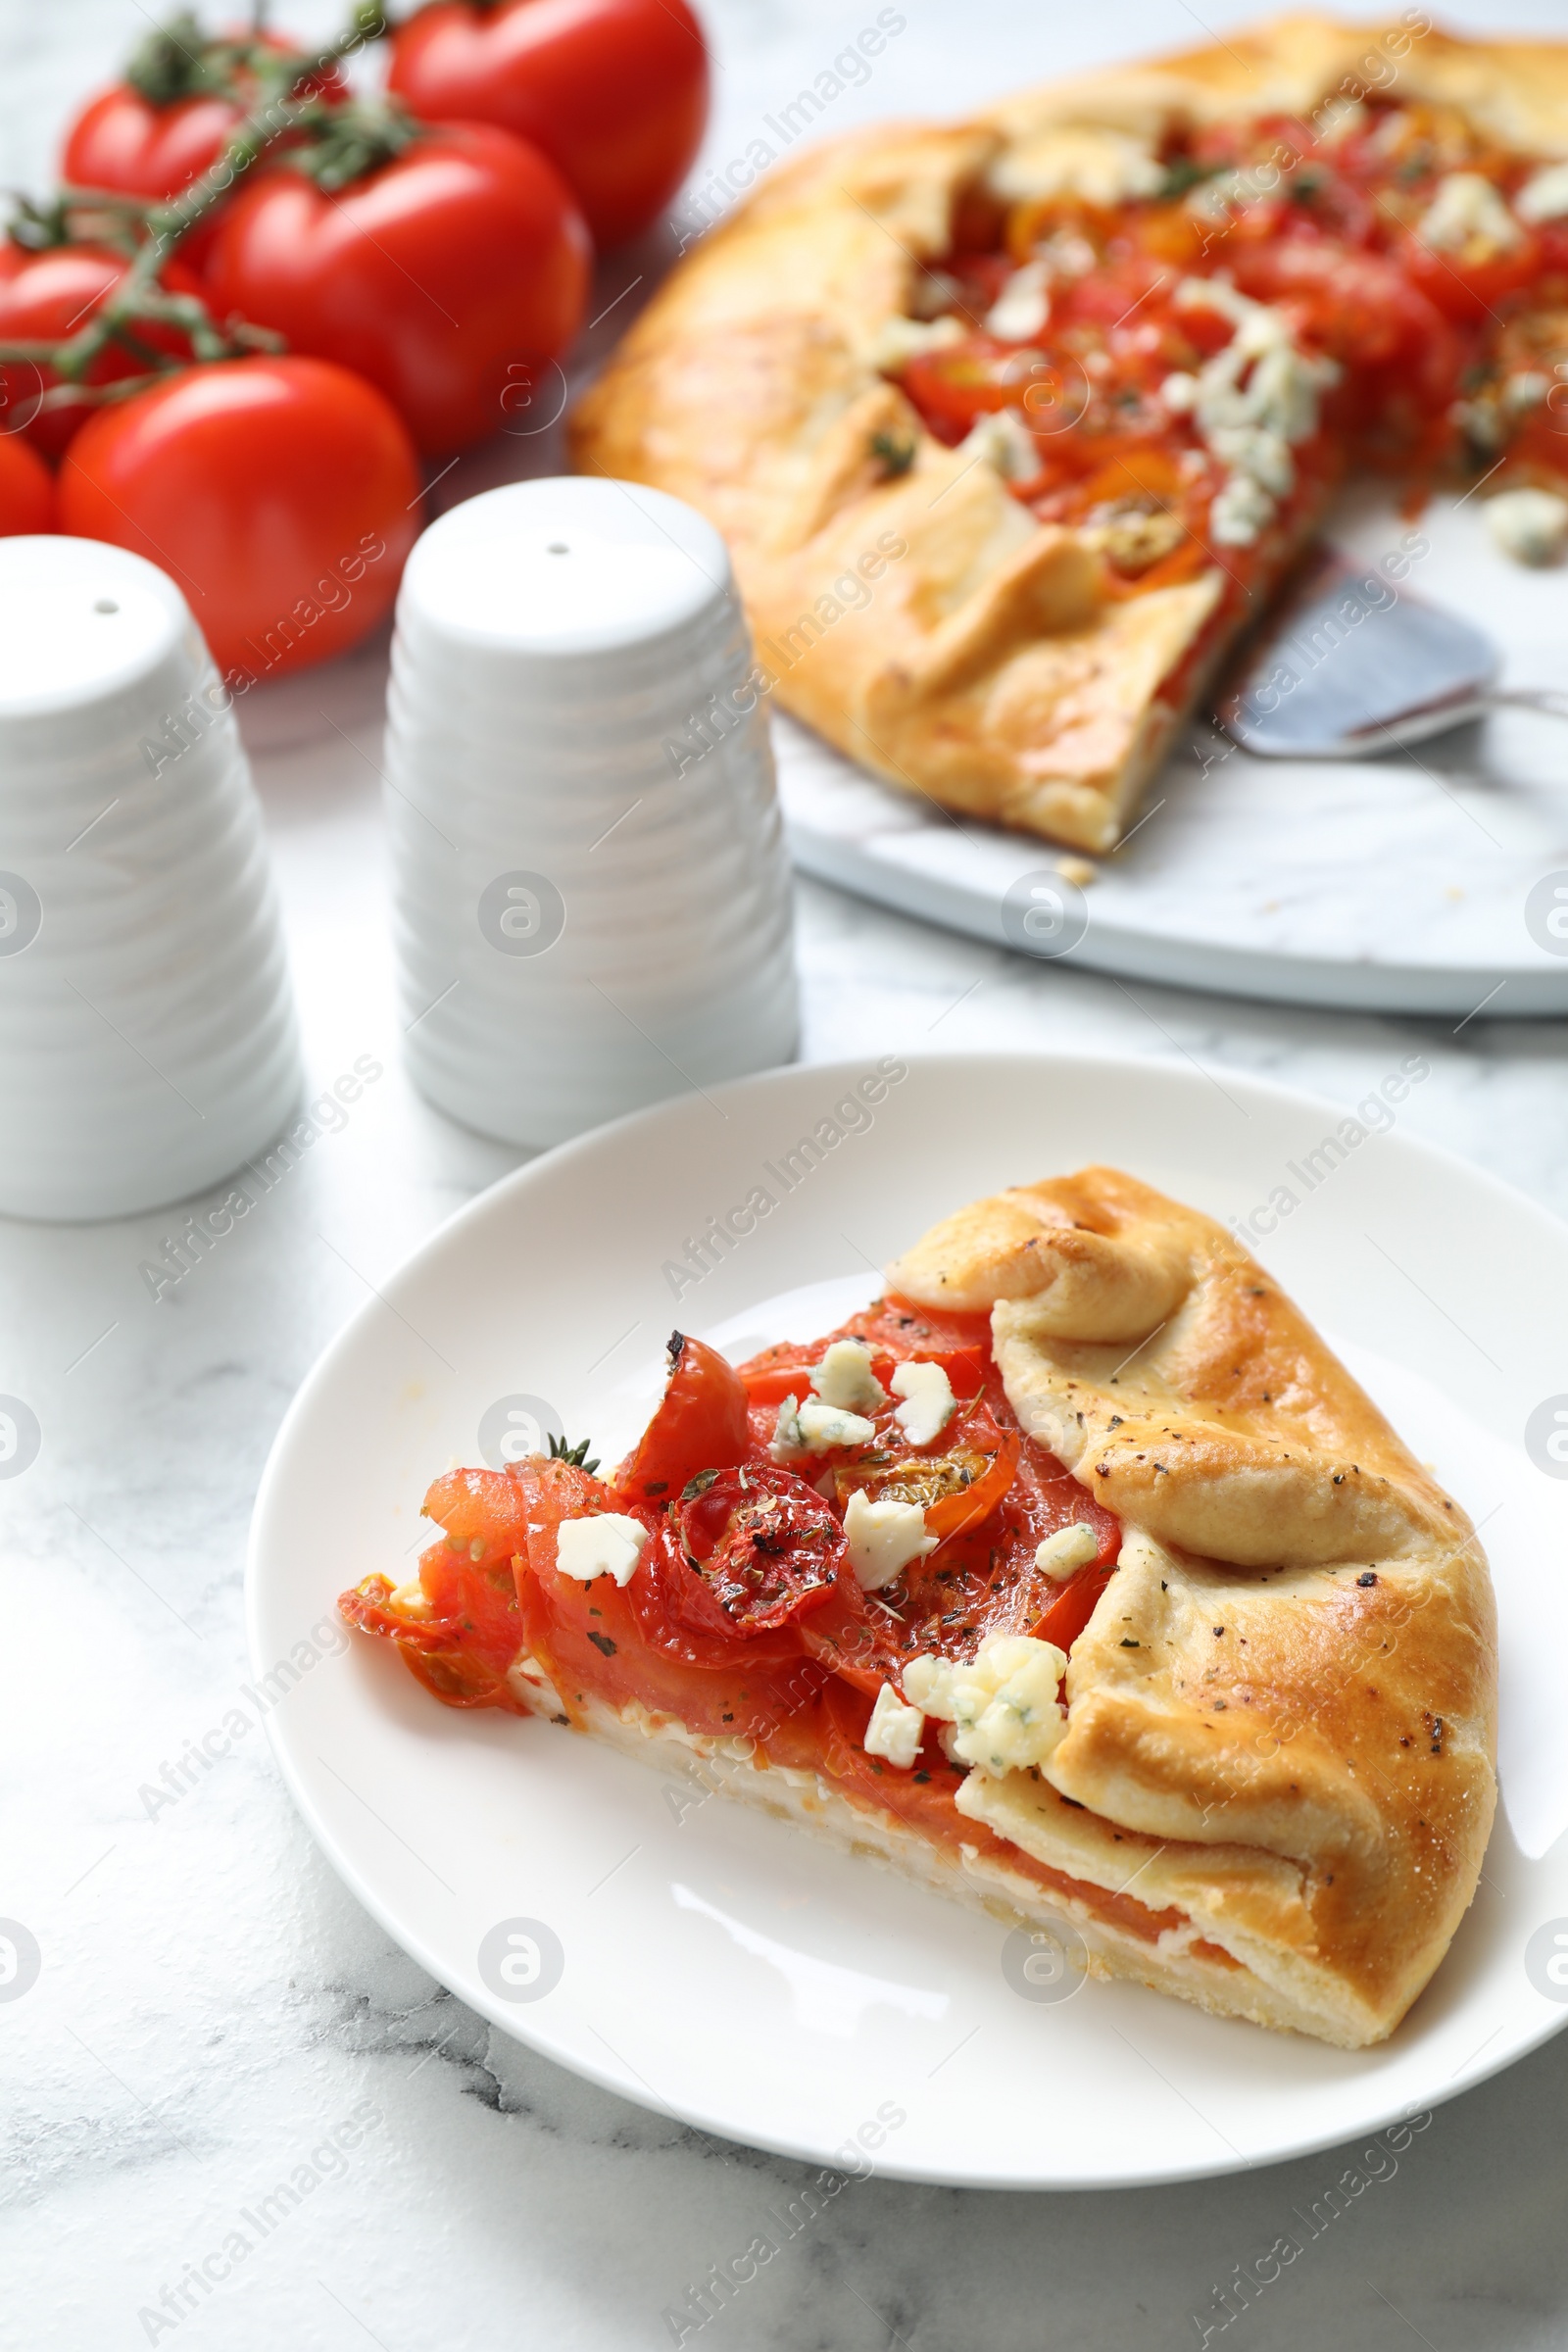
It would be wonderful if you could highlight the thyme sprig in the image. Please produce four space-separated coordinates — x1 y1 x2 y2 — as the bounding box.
548 1432 602 1476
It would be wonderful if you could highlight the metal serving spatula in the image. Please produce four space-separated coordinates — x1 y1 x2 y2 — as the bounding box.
1215 545 1568 759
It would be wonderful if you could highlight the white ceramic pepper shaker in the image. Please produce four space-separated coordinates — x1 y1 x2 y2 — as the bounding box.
0 537 301 1222
383 475 798 1147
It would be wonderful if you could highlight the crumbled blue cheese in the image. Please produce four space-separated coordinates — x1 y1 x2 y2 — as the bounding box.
770 1395 877 1458
903 1632 1069 1778
984 259 1052 342
1210 471 1277 546
845 1489 937 1590
389 1577 431 1616
809 1339 886 1414
1418 171 1522 254
555 1513 648 1586
1034 1522 1100 1575
1167 277 1339 545
890 1359 956 1446
958 408 1042 482
1206 421 1295 497
863 1682 926 1769
1485 486 1568 565
1516 161 1568 225
867 314 963 374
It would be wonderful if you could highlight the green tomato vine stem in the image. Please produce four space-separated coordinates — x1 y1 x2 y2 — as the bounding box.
0 4 394 398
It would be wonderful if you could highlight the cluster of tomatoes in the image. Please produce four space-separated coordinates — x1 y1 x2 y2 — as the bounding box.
0 2 707 680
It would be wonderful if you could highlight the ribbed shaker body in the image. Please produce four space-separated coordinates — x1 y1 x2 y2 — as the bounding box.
385 476 798 1147
0 538 301 1220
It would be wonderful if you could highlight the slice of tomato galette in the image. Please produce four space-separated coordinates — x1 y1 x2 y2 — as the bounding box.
342 1166 1495 2048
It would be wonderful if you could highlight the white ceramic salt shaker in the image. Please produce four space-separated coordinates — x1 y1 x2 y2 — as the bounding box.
0 537 301 1221
383 475 798 1147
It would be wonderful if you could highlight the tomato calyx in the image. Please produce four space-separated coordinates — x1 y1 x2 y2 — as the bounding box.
277 95 422 196
123 19 281 110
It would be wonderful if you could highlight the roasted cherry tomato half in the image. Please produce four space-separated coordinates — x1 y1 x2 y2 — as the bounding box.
900 333 1054 441
1390 219 1544 325
835 1396 1018 1541
675 1462 846 1637
617 1332 753 1502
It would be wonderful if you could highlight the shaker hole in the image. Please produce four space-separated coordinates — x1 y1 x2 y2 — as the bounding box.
93 598 119 614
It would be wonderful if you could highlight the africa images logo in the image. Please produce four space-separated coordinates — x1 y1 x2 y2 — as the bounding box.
1525 1919 1568 2002
1524 1396 1568 1480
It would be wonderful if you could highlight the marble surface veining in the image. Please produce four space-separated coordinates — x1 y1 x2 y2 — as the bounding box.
5 2 1568 2347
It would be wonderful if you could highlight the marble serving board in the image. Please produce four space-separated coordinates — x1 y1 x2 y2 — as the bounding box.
778 484 1568 1016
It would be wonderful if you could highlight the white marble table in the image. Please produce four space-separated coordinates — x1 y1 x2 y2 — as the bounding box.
6 2 1568 2346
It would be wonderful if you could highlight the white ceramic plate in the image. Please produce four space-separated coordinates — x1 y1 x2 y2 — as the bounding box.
780 485 1568 1017
248 1054 1568 2187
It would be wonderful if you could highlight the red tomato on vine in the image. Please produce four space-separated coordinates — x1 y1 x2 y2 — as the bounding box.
61 25 348 266
0 241 206 459
203 122 590 454
0 434 54 536
58 355 421 683
388 0 710 248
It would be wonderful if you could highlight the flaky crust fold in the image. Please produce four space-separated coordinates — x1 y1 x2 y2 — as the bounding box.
891 1165 1497 2045
570 17 1568 853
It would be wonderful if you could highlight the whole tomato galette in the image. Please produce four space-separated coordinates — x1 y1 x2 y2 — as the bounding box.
571 14 1568 850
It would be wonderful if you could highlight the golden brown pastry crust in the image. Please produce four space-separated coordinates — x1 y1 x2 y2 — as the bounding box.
571 16 1568 853
890 1166 1497 2046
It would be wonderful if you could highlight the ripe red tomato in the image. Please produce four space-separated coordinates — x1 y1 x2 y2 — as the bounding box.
0 433 54 535
0 241 206 459
57 356 421 684
65 84 252 207
62 33 349 199
387 0 709 249
203 122 590 454
61 33 348 266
